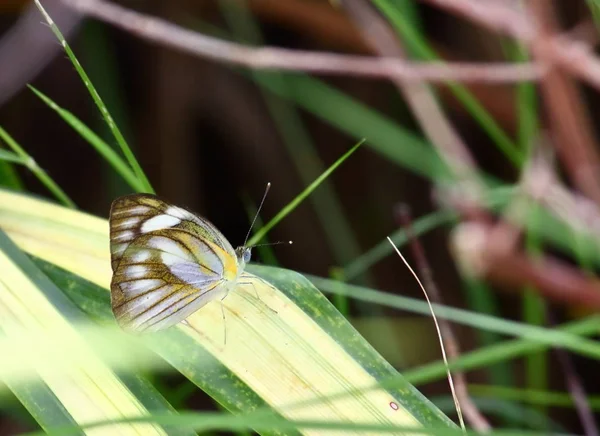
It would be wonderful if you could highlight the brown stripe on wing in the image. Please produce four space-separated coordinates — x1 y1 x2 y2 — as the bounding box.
136 280 224 332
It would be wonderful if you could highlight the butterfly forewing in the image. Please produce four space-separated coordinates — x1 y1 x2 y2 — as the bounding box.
110 194 234 270
109 194 241 332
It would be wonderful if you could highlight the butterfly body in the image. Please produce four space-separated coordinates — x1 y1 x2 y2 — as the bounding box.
109 194 251 332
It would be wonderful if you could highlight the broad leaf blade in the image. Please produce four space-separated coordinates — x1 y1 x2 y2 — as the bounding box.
0 230 186 435
0 189 455 433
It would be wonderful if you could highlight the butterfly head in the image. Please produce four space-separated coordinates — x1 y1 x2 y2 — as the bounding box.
235 246 252 267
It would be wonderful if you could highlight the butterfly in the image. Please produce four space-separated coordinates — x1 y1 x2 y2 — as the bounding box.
108 193 264 333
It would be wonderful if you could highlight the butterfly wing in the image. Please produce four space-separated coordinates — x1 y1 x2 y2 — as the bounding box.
109 194 240 332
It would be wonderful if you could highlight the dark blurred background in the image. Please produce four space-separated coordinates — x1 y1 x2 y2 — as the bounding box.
0 0 598 432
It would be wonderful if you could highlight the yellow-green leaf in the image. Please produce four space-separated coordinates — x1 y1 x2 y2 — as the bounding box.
0 188 455 433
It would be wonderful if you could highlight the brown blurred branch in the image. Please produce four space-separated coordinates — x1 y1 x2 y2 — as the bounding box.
447 147 600 309
528 0 600 205
397 206 491 432
419 0 600 92
0 0 82 106
453 222 600 309
247 0 372 53
512 140 600 244
55 0 544 83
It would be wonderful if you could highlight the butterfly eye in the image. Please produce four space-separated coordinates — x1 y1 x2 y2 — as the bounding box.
243 248 252 264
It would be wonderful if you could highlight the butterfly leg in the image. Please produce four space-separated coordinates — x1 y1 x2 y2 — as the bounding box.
220 292 229 346
181 319 203 337
238 274 278 314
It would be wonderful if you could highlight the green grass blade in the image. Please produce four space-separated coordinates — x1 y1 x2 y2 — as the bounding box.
28 86 146 193
247 139 365 246
522 203 548 420
586 0 600 29
0 161 24 190
433 396 565 432
0 144 23 189
32 413 561 436
310 275 600 361
253 72 450 180
509 42 538 153
24 413 494 436
461 278 511 387
469 384 600 410
343 209 456 280
33 0 154 194
342 186 516 281
403 315 600 386
0 148 25 165
0 126 75 208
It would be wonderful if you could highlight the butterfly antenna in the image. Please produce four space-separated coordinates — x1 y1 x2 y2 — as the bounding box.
244 182 271 247
251 240 293 248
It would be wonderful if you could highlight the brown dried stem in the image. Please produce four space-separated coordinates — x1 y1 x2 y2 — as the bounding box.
397 206 491 432
418 0 600 92
527 0 600 205
452 222 600 309
0 0 82 106
548 312 600 436
445 149 600 310
56 0 543 84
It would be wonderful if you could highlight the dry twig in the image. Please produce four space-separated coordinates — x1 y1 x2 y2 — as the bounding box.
55 0 543 84
515 144 600 244
452 221 600 309
528 0 600 206
397 206 491 432
548 312 600 436
418 0 600 92
0 0 82 106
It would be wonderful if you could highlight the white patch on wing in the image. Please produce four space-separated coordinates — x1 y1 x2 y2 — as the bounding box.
141 214 181 233
113 231 134 241
123 265 149 279
113 205 151 216
112 242 127 254
161 252 182 267
132 249 152 263
165 206 189 220
120 278 163 295
147 236 193 262
114 217 140 229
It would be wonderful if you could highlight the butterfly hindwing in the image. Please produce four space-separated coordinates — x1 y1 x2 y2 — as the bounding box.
109 194 241 332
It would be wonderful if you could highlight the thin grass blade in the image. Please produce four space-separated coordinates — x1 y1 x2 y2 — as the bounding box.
28 86 146 193
33 0 154 194
248 139 364 246
0 126 75 208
